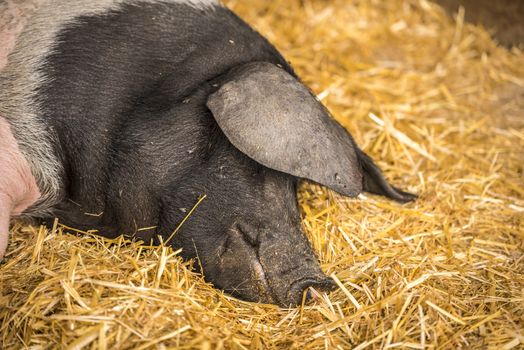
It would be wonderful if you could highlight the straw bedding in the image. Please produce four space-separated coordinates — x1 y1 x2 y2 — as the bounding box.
1 0 523 348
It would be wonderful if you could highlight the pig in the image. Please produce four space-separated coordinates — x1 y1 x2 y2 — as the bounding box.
0 0 415 306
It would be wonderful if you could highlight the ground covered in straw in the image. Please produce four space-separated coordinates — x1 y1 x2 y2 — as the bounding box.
1 0 523 349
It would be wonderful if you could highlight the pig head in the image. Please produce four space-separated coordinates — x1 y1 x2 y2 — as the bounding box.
0 0 415 306
161 62 414 305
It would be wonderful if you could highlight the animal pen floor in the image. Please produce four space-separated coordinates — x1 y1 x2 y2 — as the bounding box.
1 0 523 349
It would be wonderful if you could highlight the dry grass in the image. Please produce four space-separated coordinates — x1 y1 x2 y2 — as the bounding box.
1 0 523 349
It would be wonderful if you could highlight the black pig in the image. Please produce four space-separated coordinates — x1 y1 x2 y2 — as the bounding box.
0 0 415 306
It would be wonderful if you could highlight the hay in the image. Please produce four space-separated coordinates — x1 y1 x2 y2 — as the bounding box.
1 0 523 348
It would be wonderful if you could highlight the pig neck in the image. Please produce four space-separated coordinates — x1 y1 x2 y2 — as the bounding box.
0 117 41 258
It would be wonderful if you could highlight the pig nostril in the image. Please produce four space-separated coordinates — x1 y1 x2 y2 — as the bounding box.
288 277 336 305
305 289 313 301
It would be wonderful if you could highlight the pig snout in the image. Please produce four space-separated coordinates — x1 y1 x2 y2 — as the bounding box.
214 222 335 306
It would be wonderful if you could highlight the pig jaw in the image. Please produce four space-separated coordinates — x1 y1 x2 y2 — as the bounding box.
0 117 41 258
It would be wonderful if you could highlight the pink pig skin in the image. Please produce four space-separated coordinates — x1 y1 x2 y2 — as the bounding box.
0 202 11 260
0 117 41 259
0 1 43 258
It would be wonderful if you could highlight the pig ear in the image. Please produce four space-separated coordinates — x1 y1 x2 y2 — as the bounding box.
206 62 363 197
357 149 417 203
206 62 416 201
